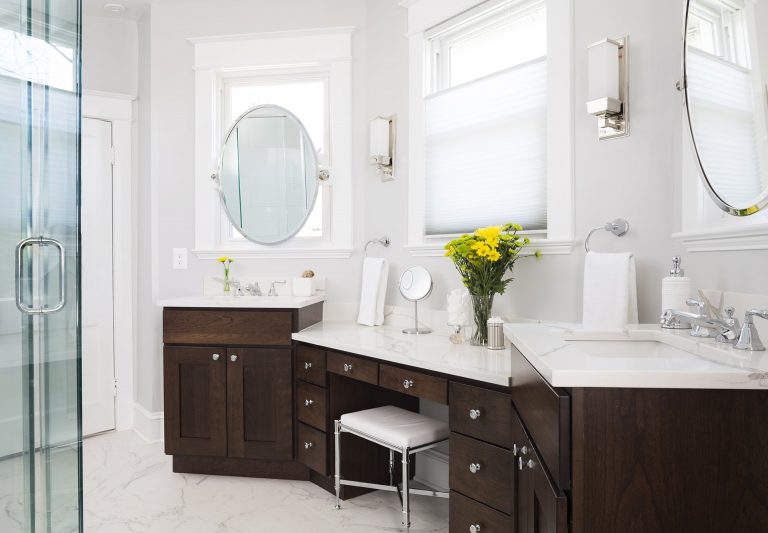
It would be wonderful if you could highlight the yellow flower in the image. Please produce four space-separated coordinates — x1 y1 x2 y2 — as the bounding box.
471 241 490 257
475 226 501 242
445 245 456 257
487 249 501 262
217 256 229 263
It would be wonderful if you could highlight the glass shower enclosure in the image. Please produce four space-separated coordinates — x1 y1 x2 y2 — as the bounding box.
0 0 83 531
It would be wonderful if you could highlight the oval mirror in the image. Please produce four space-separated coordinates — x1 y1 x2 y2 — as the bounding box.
683 0 768 216
217 104 321 244
399 266 433 302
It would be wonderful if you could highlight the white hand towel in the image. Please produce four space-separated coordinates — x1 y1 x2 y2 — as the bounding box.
582 252 638 329
357 257 389 326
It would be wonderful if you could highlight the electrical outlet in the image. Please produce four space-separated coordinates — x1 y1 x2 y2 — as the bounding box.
172 248 188 270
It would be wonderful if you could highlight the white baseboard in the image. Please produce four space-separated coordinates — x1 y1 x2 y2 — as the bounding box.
132 404 164 444
414 449 449 491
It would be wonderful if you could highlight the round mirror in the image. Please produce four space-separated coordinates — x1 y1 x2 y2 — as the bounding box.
217 104 321 244
684 0 768 216
398 266 433 302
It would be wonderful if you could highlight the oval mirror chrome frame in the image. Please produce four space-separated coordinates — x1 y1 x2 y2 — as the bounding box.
212 104 324 245
681 0 768 217
398 266 433 335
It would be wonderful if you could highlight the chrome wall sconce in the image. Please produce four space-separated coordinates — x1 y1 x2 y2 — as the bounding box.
587 37 629 140
369 115 396 181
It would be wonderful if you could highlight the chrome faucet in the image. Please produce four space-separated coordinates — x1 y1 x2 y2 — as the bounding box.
660 300 739 344
268 280 287 296
245 283 262 296
231 281 245 297
735 309 768 351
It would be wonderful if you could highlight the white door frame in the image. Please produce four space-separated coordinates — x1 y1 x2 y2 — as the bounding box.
83 90 136 431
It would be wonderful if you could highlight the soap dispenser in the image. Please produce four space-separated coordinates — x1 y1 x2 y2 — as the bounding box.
661 256 692 325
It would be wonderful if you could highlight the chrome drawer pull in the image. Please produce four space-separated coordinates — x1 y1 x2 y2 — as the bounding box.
304 362 312 370
518 457 535 470
343 363 353 372
212 353 220 361
230 354 238 362
469 409 481 420
469 525 481 533
512 444 528 457
304 442 313 449
403 379 414 389
304 399 314 407
469 463 481 474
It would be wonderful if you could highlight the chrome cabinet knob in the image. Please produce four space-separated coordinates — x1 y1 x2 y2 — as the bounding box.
230 354 238 362
212 353 220 361
469 409 481 420
518 457 535 470
403 379 414 389
304 442 313 449
304 362 312 370
304 399 314 407
469 463 481 474
343 363 353 372
469 525 481 533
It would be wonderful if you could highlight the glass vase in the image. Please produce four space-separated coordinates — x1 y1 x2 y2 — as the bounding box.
470 292 495 346
223 268 231 294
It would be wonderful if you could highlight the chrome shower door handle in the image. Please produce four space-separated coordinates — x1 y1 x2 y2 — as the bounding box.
15 237 66 315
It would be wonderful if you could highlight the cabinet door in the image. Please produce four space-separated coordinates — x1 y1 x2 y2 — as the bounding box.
227 347 293 460
164 346 227 456
517 444 568 533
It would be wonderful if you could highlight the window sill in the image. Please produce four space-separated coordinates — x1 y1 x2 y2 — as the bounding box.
192 248 354 260
404 239 576 257
672 223 768 252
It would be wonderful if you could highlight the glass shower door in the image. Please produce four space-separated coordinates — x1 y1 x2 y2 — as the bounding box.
0 0 82 531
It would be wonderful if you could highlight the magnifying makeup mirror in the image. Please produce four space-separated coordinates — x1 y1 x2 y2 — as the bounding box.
399 266 433 335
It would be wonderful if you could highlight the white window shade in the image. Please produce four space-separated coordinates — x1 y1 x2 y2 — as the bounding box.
687 48 764 206
424 57 547 235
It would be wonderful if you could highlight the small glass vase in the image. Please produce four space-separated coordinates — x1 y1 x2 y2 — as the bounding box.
470 292 495 346
223 269 231 294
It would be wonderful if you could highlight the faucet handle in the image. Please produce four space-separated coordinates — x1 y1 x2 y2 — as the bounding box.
686 298 706 312
735 309 768 351
268 280 287 296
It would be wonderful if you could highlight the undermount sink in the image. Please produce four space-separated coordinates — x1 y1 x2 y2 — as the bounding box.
566 339 699 359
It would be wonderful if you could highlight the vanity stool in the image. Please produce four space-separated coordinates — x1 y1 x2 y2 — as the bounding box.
334 405 449 530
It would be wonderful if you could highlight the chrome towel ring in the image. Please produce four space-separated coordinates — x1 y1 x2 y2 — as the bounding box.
585 219 629 252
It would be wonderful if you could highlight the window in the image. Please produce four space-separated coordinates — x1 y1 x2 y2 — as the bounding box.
221 76 328 240
688 0 750 69
192 28 354 259
423 0 548 237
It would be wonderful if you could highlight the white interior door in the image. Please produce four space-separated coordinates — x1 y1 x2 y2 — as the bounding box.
81 117 116 436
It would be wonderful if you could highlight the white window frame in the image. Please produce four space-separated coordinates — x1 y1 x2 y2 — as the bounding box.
191 27 354 259
401 0 574 256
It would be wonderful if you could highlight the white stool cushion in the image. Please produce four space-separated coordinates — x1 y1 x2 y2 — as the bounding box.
340 406 449 449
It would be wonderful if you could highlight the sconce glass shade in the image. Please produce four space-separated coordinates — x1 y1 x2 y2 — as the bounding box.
370 117 391 159
587 38 621 113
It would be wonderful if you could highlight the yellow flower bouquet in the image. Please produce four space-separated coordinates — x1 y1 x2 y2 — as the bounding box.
218 256 235 293
445 224 539 345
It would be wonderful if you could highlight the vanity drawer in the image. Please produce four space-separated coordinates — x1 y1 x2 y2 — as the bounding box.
450 382 513 448
297 423 328 475
296 381 327 432
327 351 378 385
379 364 448 404
163 308 293 346
295 345 327 387
449 490 514 533
449 432 515 515
510 344 570 491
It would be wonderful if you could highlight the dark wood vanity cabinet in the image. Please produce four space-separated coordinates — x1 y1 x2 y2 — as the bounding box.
162 305 322 478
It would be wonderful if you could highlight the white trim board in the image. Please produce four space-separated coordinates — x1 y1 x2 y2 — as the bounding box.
673 223 768 252
83 91 137 433
132 404 164 444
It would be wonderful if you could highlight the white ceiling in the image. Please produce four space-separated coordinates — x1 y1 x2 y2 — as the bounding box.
82 0 149 20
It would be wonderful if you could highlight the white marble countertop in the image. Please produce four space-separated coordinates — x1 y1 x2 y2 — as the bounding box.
159 294 325 309
292 321 512 386
504 322 768 389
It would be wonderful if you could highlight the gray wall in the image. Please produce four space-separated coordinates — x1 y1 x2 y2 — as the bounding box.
133 0 768 413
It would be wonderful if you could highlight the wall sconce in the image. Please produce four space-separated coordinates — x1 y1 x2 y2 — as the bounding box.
587 37 629 140
370 115 396 181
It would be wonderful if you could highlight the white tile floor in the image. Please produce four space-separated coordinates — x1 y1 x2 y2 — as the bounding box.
83 430 449 532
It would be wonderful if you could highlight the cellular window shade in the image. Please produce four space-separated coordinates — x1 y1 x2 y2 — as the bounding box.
687 48 764 206
424 57 547 235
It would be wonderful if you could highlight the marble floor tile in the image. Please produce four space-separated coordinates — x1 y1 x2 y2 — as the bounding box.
82 430 449 533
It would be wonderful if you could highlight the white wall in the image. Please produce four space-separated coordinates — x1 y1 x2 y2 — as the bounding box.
134 0 768 414
82 15 138 95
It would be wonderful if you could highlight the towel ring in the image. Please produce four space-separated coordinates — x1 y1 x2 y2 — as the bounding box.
585 219 629 252
364 236 391 257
